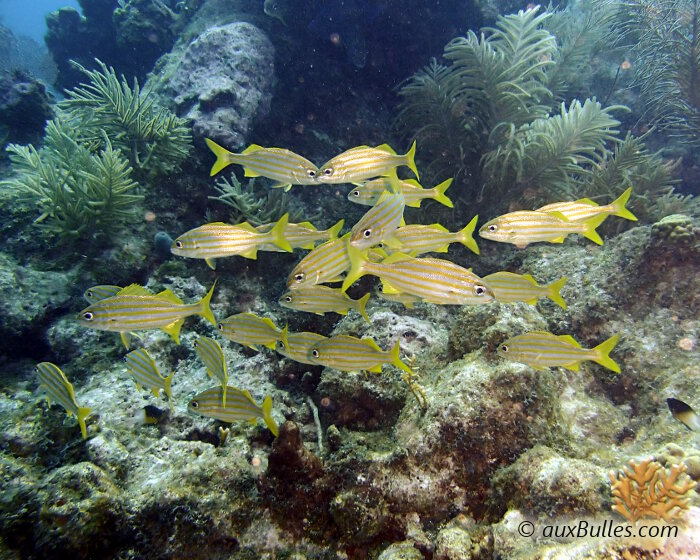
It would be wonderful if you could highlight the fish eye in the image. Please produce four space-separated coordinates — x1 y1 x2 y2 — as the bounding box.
175 240 184 249
500 344 508 352
82 312 93 321
351 190 360 197
323 168 333 176
191 400 199 409
86 291 93 298
307 169 316 178
276 340 285 350
474 285 487 296
311 349 320 358
488 225 497 232
363 229 372 238
285 296 293 302
217 323 224 330
295 273 304 282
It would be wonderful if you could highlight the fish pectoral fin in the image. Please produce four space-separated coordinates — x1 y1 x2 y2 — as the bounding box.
205 258 217 270
151 388 160 398
368 364 383 373
381 280 400 295
563 362 580 371
241 248 258 259
270 182 292 191
557 334 581 347
549 236 566 244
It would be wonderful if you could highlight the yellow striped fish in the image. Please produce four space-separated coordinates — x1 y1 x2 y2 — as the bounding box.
36 362 91 439
482 272 567 309
309 335 412 374
342 246 494 305
124 348 174 410
205 138 319 191
479 211 607 248
78 283 217 348
286 232 351 289
350 190 405 249
188 386 279 436
384 217 479 256
377 291 422 309
83 284 123 305
349 176 453 208
218 312 282 350
194 336 228 406
256 218 344 251
537 187 637 223
279 286 371 323
275 327 328 365
498 331 620 372
317 141 419 184
171 213 292 269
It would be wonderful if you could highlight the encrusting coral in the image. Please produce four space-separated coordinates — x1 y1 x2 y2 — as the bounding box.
609 458 697 524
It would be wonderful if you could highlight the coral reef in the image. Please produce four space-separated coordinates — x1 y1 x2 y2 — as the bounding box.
150 22 275 148
0 70 53 145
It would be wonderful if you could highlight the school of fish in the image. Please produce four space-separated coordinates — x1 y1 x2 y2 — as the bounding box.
36 138 641 440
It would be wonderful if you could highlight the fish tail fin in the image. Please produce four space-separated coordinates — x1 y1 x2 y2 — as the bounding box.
269 213 293 252
205 138 233 176
77 407 91 439
592 334 621 373
458 215 480 255
197 281 217 326
404 140 419 180
262 396 279 436
342 242 368 292
163 373 175 411
611 187 638 221
356 292 371 324
327 218 344 240
547 276 568 309
433 178 454 208
390 339 412 374
581 214 607 245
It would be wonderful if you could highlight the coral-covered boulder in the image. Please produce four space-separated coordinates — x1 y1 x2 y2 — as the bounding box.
153 22 275 148
0 70 53 144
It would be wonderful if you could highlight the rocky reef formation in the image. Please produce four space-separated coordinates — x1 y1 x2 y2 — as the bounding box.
0 70 53 144
150 22 275 148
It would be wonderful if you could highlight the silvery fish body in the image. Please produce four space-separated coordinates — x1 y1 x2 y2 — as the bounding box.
349 176 453 208
36 362 91 439
83 284 123 305
194 336 228 406
217 313 282 350
317 141 418 184
309 334 411 373
350 191 405 249
276 328 329 365
256 219 344 251
279 285 371 323
124 348 174 409
287 233 351 289
483 272 567 309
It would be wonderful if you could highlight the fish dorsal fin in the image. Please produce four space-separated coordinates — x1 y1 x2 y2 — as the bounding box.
236 222 258 233
118 284 152 296
381 252 413 265
297 221 316 230
242 144 264 154
548 211 569 222
429 223 449 233
375 143 396 155
155 289 184 305
557 334 581 347
361 338 383 352
261 317 279 331
521 273 538 285
575 198 598 206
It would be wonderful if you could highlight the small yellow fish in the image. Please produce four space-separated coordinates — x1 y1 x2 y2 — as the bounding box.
275 327 329 365
83 284 123 305
482 272 567 309
188 386 279 436
498 331 620 372
667 398 700 431
279 286 371 323
537 187 637 223
125 348 174 410
205 138 319 190
218 312 282 350
384 217 479 256
256 218 344 251
479 211 606 248
78 283 217 348
309 334 412 374
350 190 405 249
343 245 494 305
171 213 292 269
349 175 453 208
195 336 228 406
317 141 419 184
36 362 91 439
287 232 351 289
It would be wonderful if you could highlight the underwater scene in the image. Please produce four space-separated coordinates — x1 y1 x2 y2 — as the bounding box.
0 0 698 558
